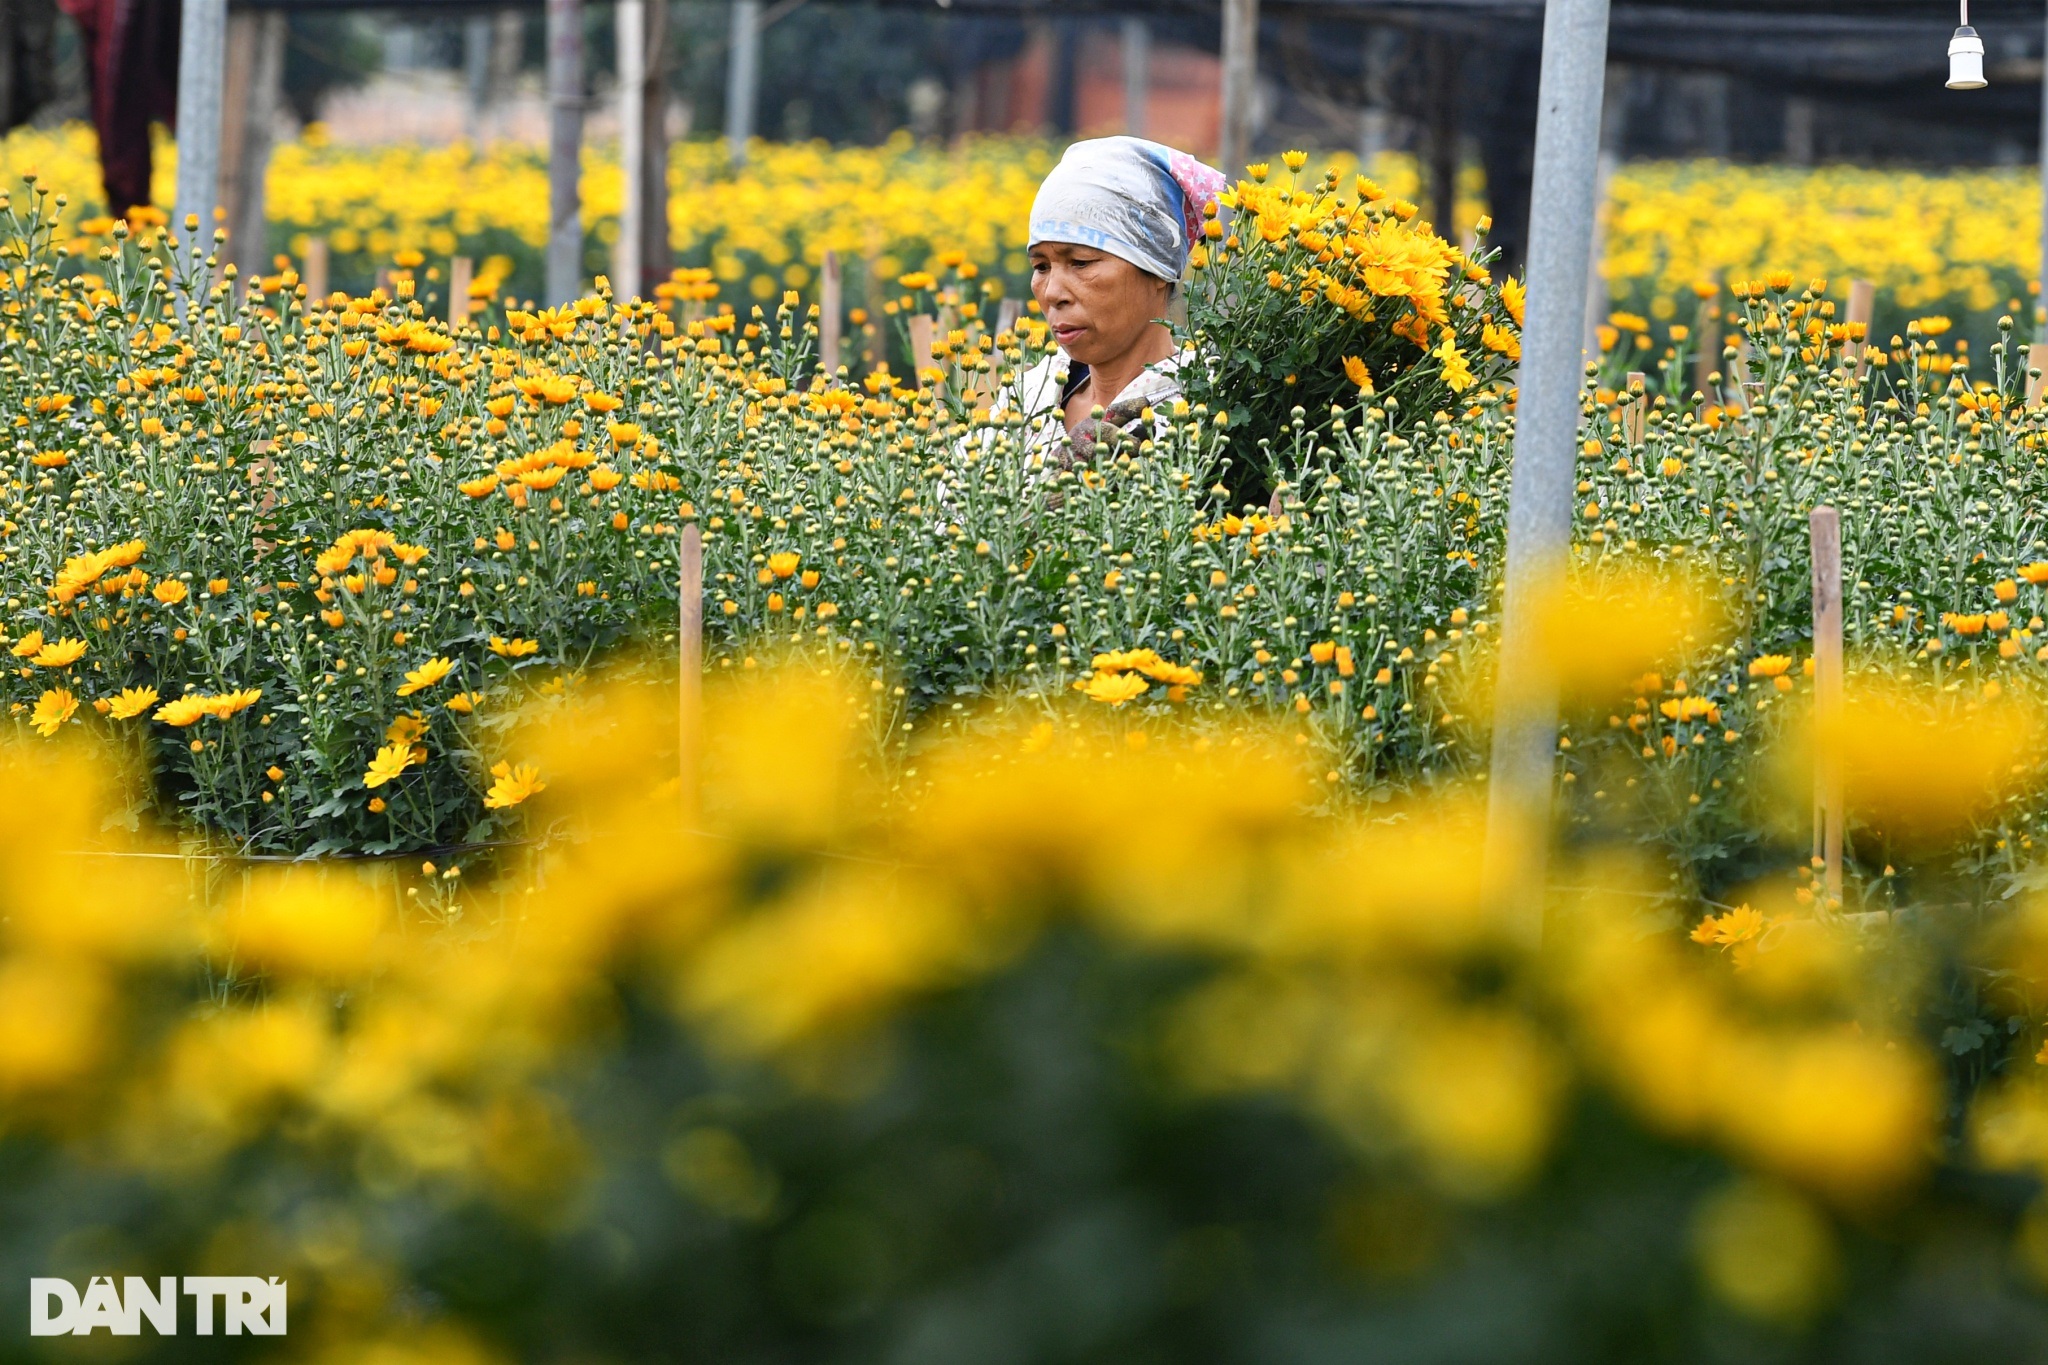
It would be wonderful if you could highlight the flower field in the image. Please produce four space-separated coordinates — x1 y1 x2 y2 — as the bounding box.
4 123 2043 343
13 130 2048 1355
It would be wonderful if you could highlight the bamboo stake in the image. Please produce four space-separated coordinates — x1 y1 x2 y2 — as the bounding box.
1622 370 1646 446
1811 506 1844 910
997 297 1023 337
448 255 473 328
678 521 703 820
302 236 328 302
820 250 842 377
1845 278 1876 377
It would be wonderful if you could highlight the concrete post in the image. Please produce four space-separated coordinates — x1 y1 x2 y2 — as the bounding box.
172 0 227 246
1481 0 1612 936
1220 0 1258 174
546 0 585 305
726 0 761 163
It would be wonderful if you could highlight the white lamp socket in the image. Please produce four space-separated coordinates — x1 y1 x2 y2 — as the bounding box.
1948 25 1987 90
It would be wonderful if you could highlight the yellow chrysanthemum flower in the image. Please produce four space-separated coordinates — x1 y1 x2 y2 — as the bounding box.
29 688 76 737
363 742 421 789
153 695 211 727
1074 672 1151 706
107 686 160 720
483 761 546 809
30 638 87 668
396 657 454 697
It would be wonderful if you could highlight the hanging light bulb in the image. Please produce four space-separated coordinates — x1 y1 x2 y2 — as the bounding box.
1949 0 1987 89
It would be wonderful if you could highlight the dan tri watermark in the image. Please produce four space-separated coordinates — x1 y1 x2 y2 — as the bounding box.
29 1277 286 1336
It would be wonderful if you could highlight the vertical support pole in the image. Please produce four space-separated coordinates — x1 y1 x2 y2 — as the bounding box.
1425 34 1459 240
173 0 228 246
1844 277 1875 377
1622 370 1646 445
726 0 762 164
1220 0 1259 174
219 11 285 287
997 297 1023 336
678 522 704 821
1811 506 1844 911
1122 17 1149 138
819 249 842 376
465 14 492 145
1582 66 1625 358
219 13 255 250
640 0 674 291
1358 26 1399 167
449 255 473 327
1693 285 1720 399
616 0 646 301
489 12 525 143
303 235 328 301
1480 0 1611 939
545 0 585 306
908 313 936 382
2037 0 2048 351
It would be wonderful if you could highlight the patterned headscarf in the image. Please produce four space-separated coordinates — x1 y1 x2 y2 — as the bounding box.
1027 136 1228 284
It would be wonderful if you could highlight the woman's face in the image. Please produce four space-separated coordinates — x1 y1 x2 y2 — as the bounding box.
1029 242 1171 368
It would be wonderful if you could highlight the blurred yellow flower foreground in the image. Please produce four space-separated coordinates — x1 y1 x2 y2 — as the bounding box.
15 653 2048 1353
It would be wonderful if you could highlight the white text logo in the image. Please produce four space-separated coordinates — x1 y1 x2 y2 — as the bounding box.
28 1277 287 1336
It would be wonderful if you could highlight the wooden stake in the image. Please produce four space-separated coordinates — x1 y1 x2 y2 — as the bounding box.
997 297 1023 337
1692 295 1720 400
1726 336 1753 412
908 312 936 383
448 255 473 328
1622 370 1646 446
302 235 328 302
1845 278 1876 377
819 250 842 377
678 521 703 820
1811 506 1844 911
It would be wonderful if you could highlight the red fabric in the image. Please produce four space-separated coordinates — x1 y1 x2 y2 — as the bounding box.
59 0 180 215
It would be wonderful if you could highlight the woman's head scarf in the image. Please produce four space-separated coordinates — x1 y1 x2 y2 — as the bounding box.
1027 136 1228 284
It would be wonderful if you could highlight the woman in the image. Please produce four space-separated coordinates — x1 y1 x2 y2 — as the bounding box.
1006 137 1227 466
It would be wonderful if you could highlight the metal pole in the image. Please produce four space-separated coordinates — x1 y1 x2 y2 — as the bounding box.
1811 507 1844 911
1480 0 1611 939
2037 0 2048 347
465 15 492 146
1122 16 1149 138
1220 0 1258 174
678 523 704 822
726 0 761 164
172 0 227 245
616 0 645 300
1583 66 1625 358
546 0 585 305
